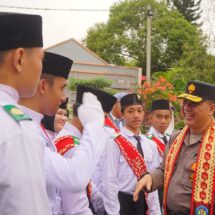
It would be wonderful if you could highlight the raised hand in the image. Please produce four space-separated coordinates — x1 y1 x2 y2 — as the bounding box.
78 92 104 126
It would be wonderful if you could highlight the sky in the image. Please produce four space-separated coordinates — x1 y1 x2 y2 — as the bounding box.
0 0 214 53
0 0 119 47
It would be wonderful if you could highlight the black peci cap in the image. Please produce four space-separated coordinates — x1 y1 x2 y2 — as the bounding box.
76 85 117 113
0 13 43 51
120 93 142 109
42 52 73 79
151 99 171 111
178 80 215 103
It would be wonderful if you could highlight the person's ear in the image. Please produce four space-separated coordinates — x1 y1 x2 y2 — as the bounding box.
38 79 48 95
209 102 215 116
13 48 25 73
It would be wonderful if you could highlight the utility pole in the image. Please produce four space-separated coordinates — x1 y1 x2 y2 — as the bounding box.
146 5 153 83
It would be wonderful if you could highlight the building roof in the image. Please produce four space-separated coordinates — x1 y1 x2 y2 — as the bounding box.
46 38 108 65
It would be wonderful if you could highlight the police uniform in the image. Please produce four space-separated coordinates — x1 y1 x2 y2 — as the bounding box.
150 81 215 215
0 13 50 215
102 94 161 215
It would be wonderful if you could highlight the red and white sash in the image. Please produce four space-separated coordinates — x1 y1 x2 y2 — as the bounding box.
105 117 147 180
146 134 165 156
163 120 215 215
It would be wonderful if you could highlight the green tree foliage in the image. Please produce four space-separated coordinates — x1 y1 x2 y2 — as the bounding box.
68 77 112 91
84 0 204 74
176 46 215 84
167 0 202 24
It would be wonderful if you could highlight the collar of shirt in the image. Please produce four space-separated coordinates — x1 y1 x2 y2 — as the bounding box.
56 122 82 140
109 112 121 122
184 131 202 146
148 126 167 140
121 126 142 140
121 127 156 167
46 130 57 141
0 84 19 102
20 105 43 125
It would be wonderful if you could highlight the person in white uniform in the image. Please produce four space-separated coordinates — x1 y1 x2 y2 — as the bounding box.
147 99 173 213
147 99 173 163
0 13 51 215
102 93 161 215
109 92 127 130
54 85 117 215
19 52 106 214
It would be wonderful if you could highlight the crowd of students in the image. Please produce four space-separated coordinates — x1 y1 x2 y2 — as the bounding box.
0 12 215 215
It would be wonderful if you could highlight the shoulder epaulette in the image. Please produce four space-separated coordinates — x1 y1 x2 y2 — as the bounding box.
3 105 32 121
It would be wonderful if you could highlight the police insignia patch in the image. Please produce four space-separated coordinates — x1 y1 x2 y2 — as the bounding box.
188 83 196 94
3 105 32 121
196 205 208 215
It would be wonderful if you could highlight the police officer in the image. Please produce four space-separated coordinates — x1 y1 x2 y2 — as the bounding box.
0 13 50 214
134 80 215 215
19 52 106 214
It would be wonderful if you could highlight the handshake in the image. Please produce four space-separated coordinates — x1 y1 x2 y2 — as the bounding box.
133 174 153 201
78 92 104 127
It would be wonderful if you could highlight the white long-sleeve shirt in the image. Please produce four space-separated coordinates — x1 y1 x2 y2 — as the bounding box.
54 122 93 215
102 126 161 215
20 106 106 215
147 126 171 164
91 126 116 214
0 84 50 215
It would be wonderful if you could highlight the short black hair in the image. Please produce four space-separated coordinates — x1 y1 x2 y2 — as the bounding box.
121 103 144 114
40 73 57 85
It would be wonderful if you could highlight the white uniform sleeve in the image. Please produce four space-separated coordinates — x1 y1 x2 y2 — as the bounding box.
147 191 162 215
0 118 51 215
146 139 162 215
102 138 120 215
45 122 106 192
